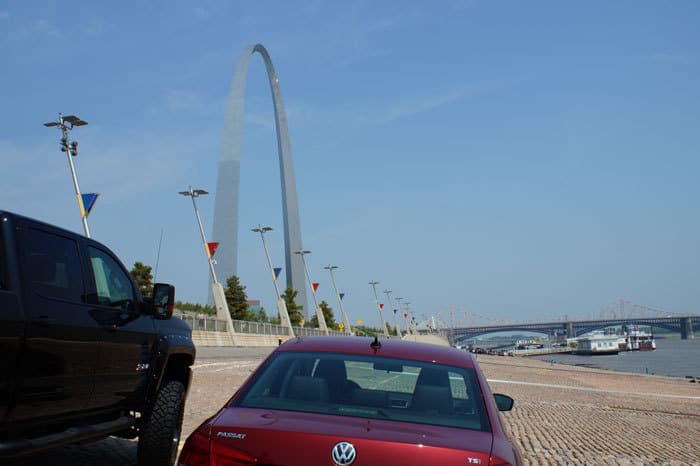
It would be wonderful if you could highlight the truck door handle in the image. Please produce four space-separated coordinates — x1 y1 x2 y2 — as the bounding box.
31 316 57 326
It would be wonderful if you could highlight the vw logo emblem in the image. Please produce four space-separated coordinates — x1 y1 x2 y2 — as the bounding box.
331 441 356 465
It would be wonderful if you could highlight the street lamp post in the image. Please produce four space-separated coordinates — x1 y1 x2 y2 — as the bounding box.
295 250 328 333
395 297 405 335
179 186 234 337
369 280 389 337
384 289 399 337
44 113 92 237
324 265 352 335
252 225 294 337
403 301 413 335
179 187 217 283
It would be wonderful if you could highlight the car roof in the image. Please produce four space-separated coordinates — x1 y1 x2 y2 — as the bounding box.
277 336 475 369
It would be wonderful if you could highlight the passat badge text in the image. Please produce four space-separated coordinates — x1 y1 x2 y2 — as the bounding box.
217 432 246 439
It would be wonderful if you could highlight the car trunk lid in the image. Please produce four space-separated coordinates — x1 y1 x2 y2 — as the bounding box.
209 407 492 465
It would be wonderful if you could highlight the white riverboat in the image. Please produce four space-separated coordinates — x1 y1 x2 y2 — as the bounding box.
574 334 620 355
621 326 657 351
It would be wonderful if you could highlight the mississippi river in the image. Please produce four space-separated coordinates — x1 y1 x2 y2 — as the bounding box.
532 336 700 378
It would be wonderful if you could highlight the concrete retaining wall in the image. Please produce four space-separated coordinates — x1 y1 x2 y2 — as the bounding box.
192 330 289 348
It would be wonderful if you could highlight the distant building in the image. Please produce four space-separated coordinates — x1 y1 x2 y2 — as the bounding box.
247 300 262 314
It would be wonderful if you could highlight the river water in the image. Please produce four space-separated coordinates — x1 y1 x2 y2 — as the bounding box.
531 337 700 378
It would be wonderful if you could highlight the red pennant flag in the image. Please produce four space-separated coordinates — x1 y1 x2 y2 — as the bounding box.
312 282 319 292
379 303 384 310
206 242 219 258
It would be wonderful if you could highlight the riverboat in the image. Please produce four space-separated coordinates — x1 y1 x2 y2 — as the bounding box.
621 327 657 351
574 335 620 355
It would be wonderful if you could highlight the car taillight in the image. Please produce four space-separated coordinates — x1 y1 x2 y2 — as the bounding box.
178 424 212 466
210 438 257 466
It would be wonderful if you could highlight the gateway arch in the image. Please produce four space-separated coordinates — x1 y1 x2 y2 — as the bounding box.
211 43 308 318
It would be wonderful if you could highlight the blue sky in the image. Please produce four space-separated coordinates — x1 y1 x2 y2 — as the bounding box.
2 1 698 328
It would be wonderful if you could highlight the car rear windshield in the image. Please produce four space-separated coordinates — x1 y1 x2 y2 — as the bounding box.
235 351 490 432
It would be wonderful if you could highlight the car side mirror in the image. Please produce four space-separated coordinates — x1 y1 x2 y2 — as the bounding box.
493 393 514 411
152 283 175 319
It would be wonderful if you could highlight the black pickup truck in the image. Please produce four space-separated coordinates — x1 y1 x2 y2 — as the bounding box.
0 211 196 465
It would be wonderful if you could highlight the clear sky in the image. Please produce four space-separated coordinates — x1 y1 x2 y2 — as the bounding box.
2 1 698 328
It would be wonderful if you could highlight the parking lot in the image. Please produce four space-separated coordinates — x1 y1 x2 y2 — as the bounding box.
7 346 700 465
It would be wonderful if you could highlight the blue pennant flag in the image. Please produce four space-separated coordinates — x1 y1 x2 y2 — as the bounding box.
273 267 282 280
339 293 345 301
80 193 99 217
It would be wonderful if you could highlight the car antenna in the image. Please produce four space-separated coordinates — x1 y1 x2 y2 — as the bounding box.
370 336 381 349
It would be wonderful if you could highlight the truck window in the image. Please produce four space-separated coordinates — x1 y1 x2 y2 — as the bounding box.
88 246 135 311
23 228 84 302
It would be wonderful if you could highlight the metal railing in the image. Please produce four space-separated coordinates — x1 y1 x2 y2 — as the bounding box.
176 313 345 336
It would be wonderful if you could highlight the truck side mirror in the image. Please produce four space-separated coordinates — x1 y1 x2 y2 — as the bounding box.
152 283 175 319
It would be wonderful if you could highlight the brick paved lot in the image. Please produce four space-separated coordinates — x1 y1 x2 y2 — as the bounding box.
6 347 700 465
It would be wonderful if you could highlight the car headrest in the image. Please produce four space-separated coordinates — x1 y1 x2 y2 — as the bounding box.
285 375 330 402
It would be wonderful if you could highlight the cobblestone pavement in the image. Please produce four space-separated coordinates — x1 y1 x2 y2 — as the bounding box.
7 347 700 465
478 356 700 465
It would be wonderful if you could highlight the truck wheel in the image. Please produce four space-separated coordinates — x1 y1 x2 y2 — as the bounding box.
138 379 186 466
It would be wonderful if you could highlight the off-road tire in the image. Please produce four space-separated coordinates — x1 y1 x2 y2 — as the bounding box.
137 380 186 466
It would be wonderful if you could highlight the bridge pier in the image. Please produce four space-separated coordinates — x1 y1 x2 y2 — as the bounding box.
564 322 575 338
680 317 695 340
446 329 455 346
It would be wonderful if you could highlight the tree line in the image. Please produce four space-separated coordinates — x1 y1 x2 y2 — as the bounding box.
129 261 346 331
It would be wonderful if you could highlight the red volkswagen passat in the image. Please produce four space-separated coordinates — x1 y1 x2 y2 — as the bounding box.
179 336 522 466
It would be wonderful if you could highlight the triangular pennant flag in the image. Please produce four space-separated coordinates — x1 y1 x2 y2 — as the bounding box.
80 193 99 217
312 282 319 292
206 242 219 258
273 267 282 280
339 293 345 301
379 303 384 310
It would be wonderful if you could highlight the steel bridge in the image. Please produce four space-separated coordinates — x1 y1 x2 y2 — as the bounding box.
446 315 698 345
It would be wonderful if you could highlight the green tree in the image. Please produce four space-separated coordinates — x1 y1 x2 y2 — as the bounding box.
281 286 304 325
130 262 153 297
248 306 268 322
309 300 338 329
174 301 215 315
352 325 383 337
224 275 249 320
